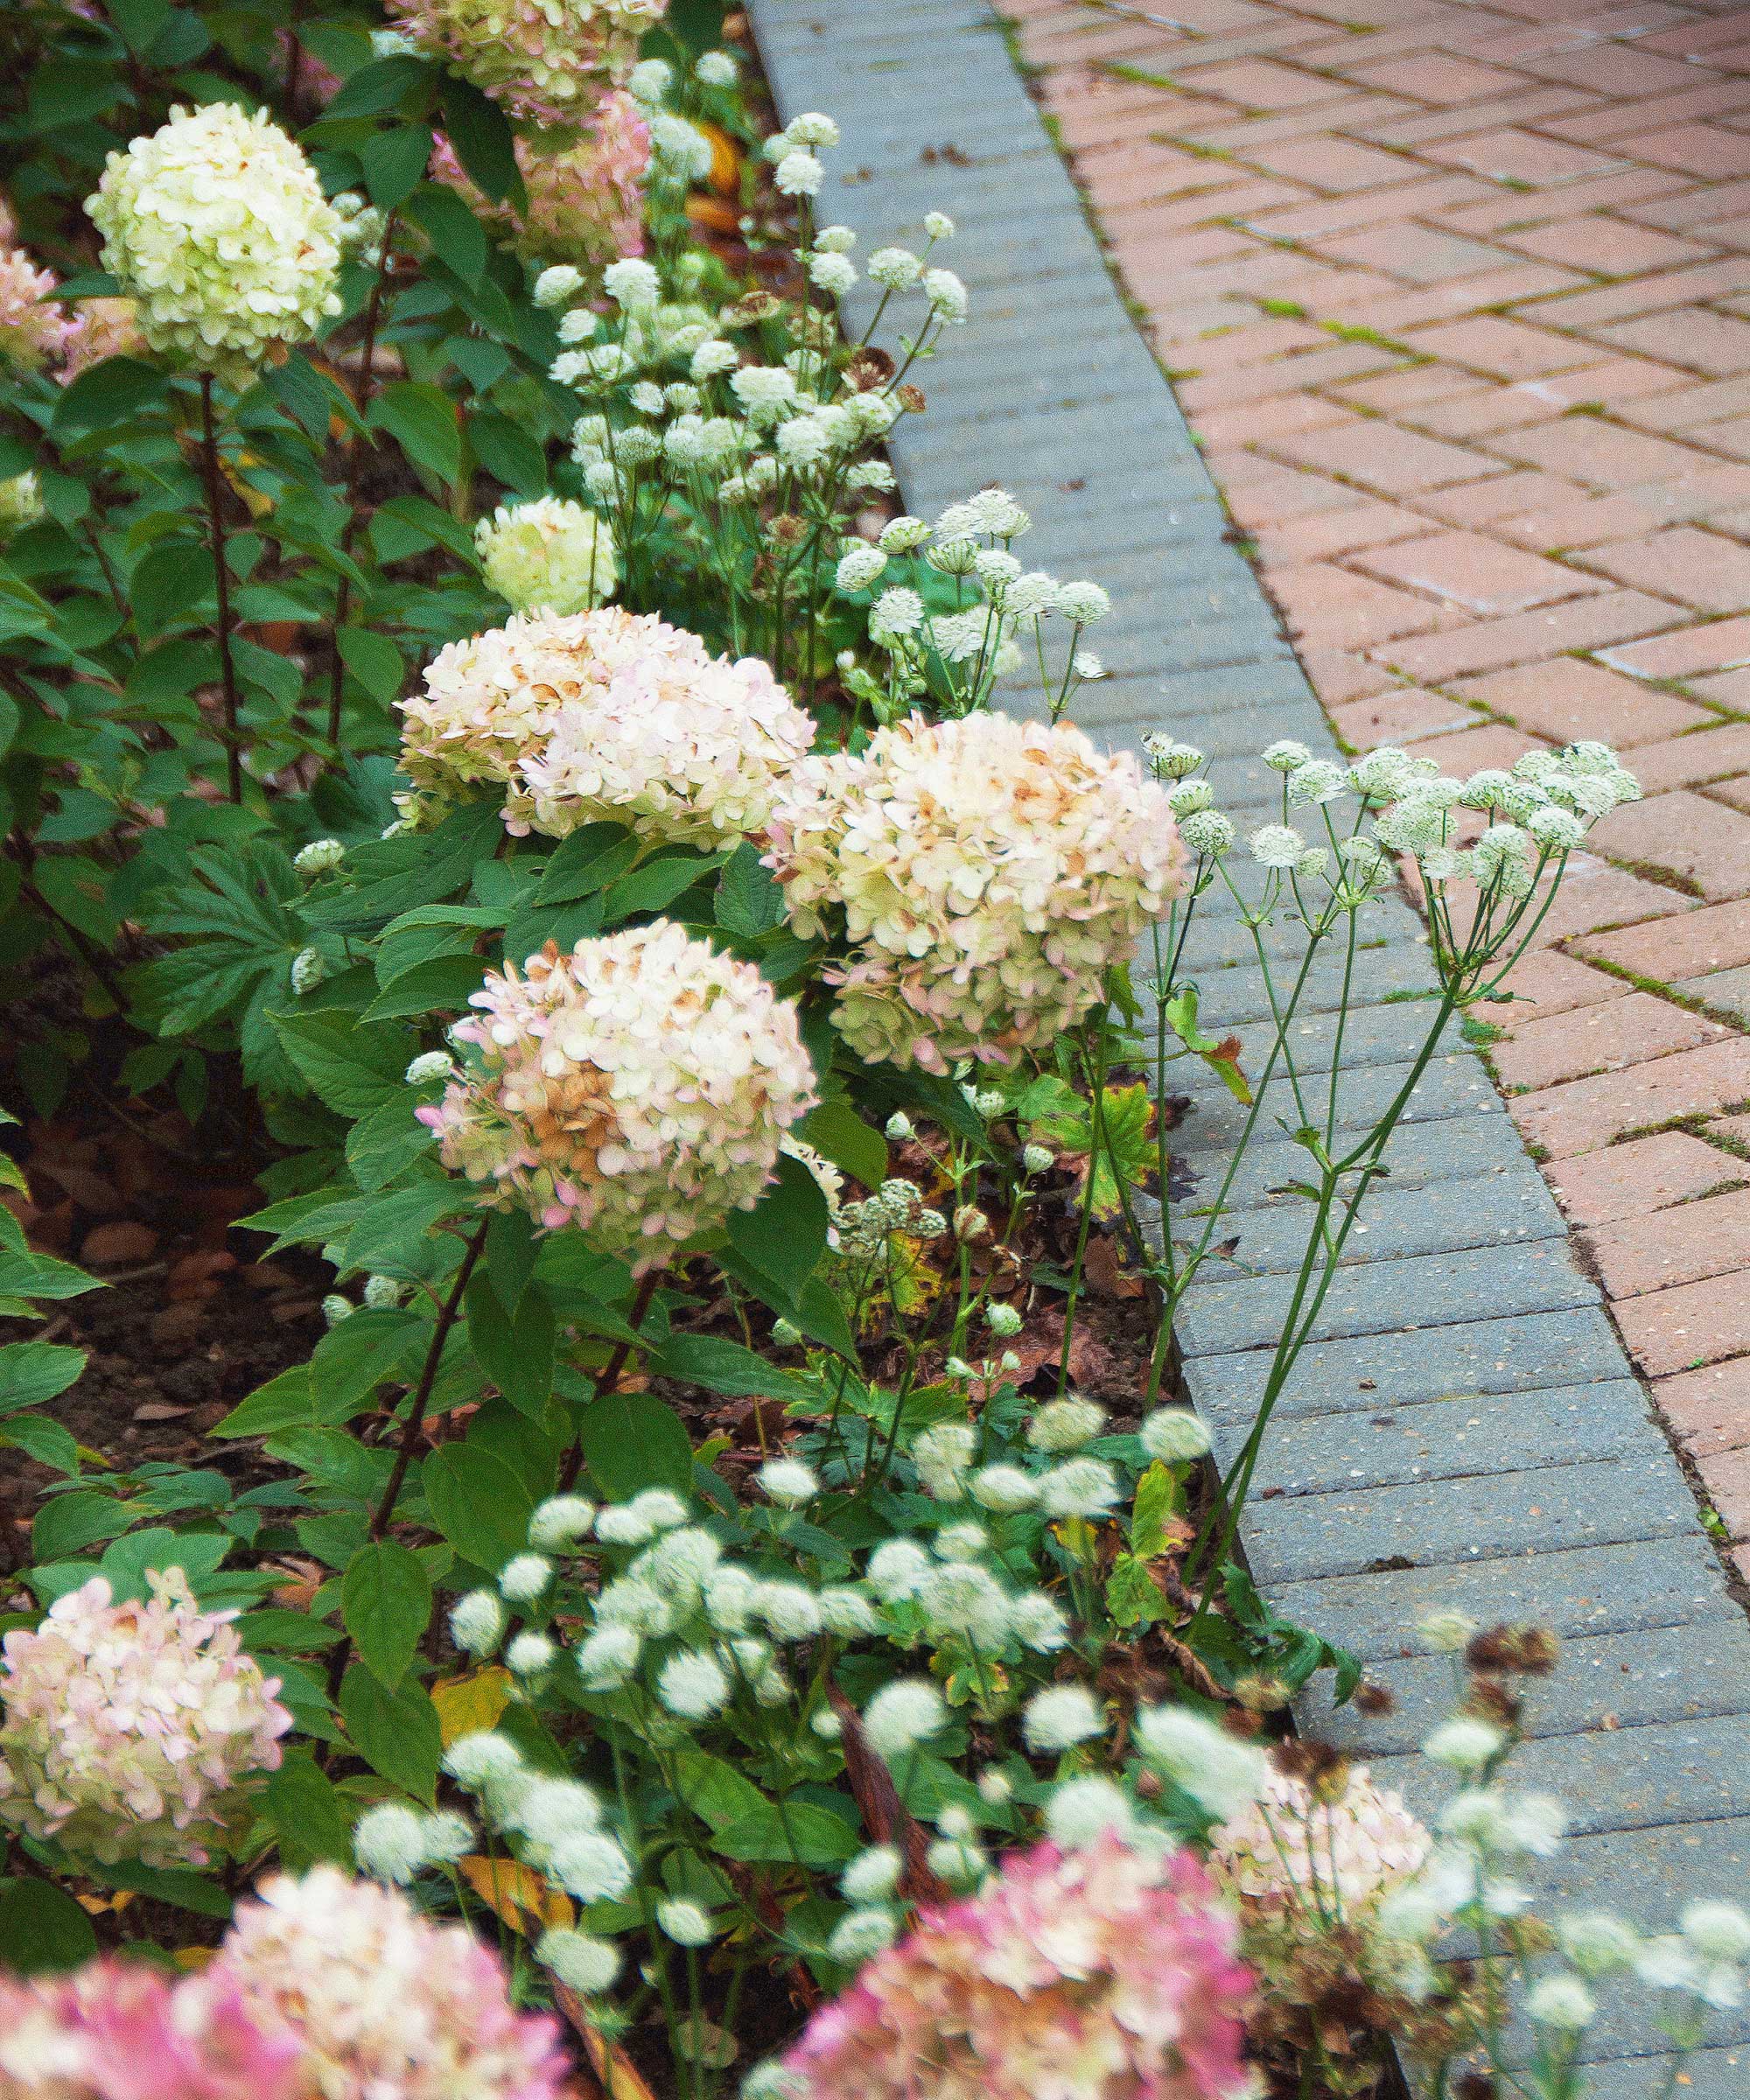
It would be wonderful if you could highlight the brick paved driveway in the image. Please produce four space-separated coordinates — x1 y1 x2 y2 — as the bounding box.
1006 0 1750 1544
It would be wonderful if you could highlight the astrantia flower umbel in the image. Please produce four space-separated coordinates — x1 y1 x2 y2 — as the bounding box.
0 1961 304 2100
430 94 650 270
88 105 342 386
419 921 816 1270
766 713 1184 1072
0 1572 291 1869
389 0 660 126
399 607 815 850
1213 1763 1431 1924
210 1868 567 2100
780 1830 1253 2099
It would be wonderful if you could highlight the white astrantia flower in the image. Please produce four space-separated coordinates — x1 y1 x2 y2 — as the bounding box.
1286 759 1348 806
505 1778 601 1852
293 838 346 878
1179 809 1235 858
498 1553 552 1604
1027 1396 1106 1452
529 1494 596 1550
816 1587 877 1638
1055 581 1110 624
785 112 841 149
506 1631 555 1676
870 585 925 638
538 1927 620 1995
809 252 858 296
866 1539 931 1601
923 210 956 240
1010 1592 1070 1652
354 1803 430 1885
879 514 931 552
1683 1900 1750 1962
88 103 343 385
1527 1974 1595 2031
1558 1911 1641 1976
1045 1774 1135 1848
1424 1717 1505 1771
1168 780 1213 816
576 1623 640 1690
1263 739 1312 773
759 1458 820 1507
1037 1457 1121 1519
915 1563 1012 1650
970 1464 1036 1515
1142 733 1205 780
1022 1684 1104 1754
657 1649 732 1720
443 1731 522 1790
1140 1408 1212 1464
1133 1705 1269 1820
549 1830 634 1903
533 264 583 309
841 1844 902 1903
753 1581 822 1642
1249 823 1306 870
835 544 889 595
815 223 857 254
449 1590 506 1657
867 246 921 289
775 150 823 197
1416 1609 1477 1654
828 1908 898 1964
1021 1143 1054 1176
863 1678 947 1759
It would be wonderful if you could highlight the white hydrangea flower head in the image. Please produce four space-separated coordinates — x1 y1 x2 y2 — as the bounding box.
213 1866 566 2100
388 0 652 127
1212 1763 1432 1922
477 500 617 619
419 920 816 1272
88 104 343 387
766 713 1186 1073
0 1571 291 1869
399 608 815 853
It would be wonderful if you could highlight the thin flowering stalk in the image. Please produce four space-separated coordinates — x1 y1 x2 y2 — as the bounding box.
371 1218 489 1540
196 374 243 802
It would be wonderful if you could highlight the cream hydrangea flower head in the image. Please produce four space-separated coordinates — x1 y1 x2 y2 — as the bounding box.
211 1866 568 2100
765 712 1186 1072
0 471 43 538
418 920 816 1271
88 104 343 387
476 498 617 618
0 1571 291 1868
398 607 815 850
430 92 650 270
1212 1761 1432 1922
388 0 661 127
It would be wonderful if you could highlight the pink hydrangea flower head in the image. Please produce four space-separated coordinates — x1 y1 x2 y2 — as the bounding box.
429 94 649 268
0 1961 304 2100
399 606 812 850
419 920 816 1271
1212 1763 1432 1925
208 1867 568 2100
60 298 145 379
0 1571 292 1868
0 248 72 373
766 712 1186 1072
388 0 662 127
782 1830 1253 2100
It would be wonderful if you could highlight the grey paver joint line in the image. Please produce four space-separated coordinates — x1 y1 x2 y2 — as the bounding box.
745 0 1746 2062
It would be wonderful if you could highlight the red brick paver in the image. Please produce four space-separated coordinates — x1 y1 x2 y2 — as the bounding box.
1008 0 1750 1529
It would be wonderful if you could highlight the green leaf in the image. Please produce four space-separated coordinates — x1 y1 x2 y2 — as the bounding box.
371 381 463 487
32 1491 132 1564
484 1208 540 1314
340 1663 441 1802
309 1310 429 1420
667 1749 767 1832
713 1800 858 1868
654 1332 810 1403
214 1365 316 1438
337 627 405 705
422 1444 532 1572
362 954 486 1023
408 185 489 287
131 542 214 640
0 1340 87 1417
440 73 523 206
794 1099 886 1191
470 410 547 498
266 1749 355 1869
535 822 639 906
716 844 787 939
603 850 724 922
0 1880 98 1973
577 1390 692 1501
362 123 435 212
466 1275 555 1420
340 1182 469 1276
273 1010 416 1117
726 1154 827 1300
52 357 166 441
99 1527 228 1603
346 1094 437 1192
342 1540 432 1688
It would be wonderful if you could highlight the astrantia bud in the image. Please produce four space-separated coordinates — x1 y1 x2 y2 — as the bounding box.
538 1926 620 1995
450 1590 506 1657
292 837 346 879
1139 1407 1212 1465
529 1494 596 1550
1022 1684 1103 1754
88 105 342 386
862 1678 946 1759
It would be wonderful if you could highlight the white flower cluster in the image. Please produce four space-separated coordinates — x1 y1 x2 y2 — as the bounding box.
765 711 1186 1071
398 607 815 851
88 104 343 386
476 498 617 618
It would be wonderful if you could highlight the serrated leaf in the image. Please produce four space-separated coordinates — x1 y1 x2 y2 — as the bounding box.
576 1390 693 1502
0 1880 98 1974
266 1750 354 1869
431 1665 511 1745
794 1100 886 1191
341 1540 431 1688
273 1010 416 1117
371 381 462 487
654 1333 810 1403
340 1663 441 1801
422 1444 531 1573
0 1340 87 1417
535 822 638 906
346 1094 437 1192
466 1275 554 1420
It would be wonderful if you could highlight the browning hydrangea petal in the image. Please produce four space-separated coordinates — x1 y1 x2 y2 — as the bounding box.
765 712 1186 1072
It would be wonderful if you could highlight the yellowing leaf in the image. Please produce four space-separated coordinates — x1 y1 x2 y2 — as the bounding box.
432 1666 511 1746
73 1889 134 1916
172 1946 214 1970
457 1855 573 1934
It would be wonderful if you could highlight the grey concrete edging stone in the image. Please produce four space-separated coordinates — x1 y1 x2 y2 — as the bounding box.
746 0 1748 2076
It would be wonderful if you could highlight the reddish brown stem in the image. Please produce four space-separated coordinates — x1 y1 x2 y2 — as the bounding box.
370 1217 489 1539
197 374 243 802
558 1270 663 1490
